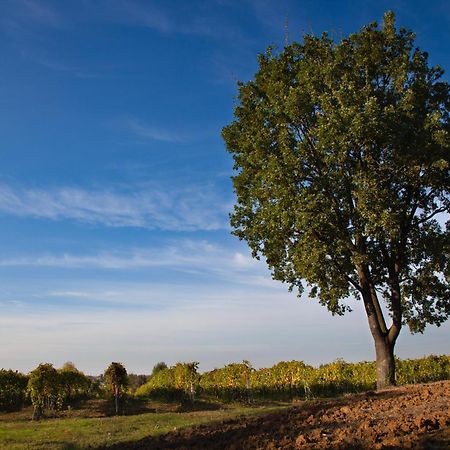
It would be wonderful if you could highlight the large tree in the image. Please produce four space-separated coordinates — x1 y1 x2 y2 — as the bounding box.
222 12 449 389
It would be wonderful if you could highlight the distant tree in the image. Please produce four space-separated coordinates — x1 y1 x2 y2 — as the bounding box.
151 362 168 377
60 361 77 372
127 374 148 394
0 369 28 411
174 362 200 402
58 362 91 404
104 362 128 415
222 12 449 389
27 363 60 419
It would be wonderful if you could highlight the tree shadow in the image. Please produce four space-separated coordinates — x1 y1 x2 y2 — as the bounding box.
95 388 448 450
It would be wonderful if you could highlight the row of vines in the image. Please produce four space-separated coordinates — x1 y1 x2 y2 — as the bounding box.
135 355 450 402
0 363 95 416
2 355 449 414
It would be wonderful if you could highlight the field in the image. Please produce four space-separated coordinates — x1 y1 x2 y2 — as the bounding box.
1 356 449 449
0 399 287 450
109 381 450 449
1 381 449 449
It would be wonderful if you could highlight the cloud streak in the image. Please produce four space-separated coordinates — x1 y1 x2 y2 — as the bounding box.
2 0 64 28
96 0 246 40
0 239 276 289
0 184 231 231
126 119 185 143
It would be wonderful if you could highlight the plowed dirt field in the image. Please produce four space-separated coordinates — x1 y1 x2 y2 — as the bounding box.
104 380 450 449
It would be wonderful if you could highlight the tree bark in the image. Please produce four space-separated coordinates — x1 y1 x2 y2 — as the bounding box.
374 336 395 389
114 389 119 415
356 262 398 389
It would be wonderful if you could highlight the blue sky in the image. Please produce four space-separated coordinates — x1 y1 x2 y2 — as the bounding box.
0 0 449 375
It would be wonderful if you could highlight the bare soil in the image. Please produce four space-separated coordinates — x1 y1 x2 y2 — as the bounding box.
104 380 450 449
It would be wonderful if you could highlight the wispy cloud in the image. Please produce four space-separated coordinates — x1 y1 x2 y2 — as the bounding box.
0 290 384 374
19 49 109 78
4 0 64 28
0 239 275 288
101 0 174 34
0 184 231 231
126 119 185 143
98 0 244 39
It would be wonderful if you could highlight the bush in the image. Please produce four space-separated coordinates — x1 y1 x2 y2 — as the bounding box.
58 364 92 405
27 363 61 418
135 362 199 402
199 355 448 403
127 374 149 394
0 369 28 411
397 355 450 385
200 361 253 402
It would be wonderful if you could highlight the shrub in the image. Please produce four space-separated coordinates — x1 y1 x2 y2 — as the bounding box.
27 363 61 419
0 369 28 411
58 363 92 405
135 362 199 402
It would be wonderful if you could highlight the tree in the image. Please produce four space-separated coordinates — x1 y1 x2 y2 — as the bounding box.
27 363 60 419
222 12 449 389
174 362 200 403
0 369 28 411
58 362 91 404
104 362 128 415
127 373 148 394
151 361 168 378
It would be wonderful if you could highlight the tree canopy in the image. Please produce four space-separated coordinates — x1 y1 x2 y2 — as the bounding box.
104 362 128 414
222 12 449 388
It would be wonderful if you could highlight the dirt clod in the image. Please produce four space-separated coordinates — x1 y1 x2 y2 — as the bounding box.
104 381 450 449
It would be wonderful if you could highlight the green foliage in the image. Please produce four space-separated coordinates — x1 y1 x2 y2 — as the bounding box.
222 11 449 386
135 362 200 402
0 370 28 411
151 362 168 377
135 366 176 400
251 361 315 399
127 374 149 394
105 362 128 415
201 355 448 402
104 362 128 397
200 361 254 402
396 354 450 385
27 363 61 418
313 359 376 395
174 362 200 402
134 355 449 403
25 362 92 417
58 363 92 405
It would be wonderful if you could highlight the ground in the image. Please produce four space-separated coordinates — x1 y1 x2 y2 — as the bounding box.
103 381 450 449
1 381 449 449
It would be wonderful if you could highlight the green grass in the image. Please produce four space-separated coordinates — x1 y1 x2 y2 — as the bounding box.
0 404 287 449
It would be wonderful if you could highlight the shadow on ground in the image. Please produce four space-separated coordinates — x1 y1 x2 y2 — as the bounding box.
96 382 450 450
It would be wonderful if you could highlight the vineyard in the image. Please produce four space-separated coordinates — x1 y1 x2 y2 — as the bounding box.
135 355 450 403
1 355 449 418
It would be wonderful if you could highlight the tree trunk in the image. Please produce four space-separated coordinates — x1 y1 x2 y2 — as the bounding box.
114 391 119 415
356 262 398 390
374 336 395 390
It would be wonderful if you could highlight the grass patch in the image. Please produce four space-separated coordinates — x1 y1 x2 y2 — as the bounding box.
0 401 288 450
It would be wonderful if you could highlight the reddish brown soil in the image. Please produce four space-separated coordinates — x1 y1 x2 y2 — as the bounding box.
104 381 450 449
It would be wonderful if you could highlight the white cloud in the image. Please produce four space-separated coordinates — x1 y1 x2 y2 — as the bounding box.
0 288 368 373
0 184 231 231
0 239 278 289
2 290 449 374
